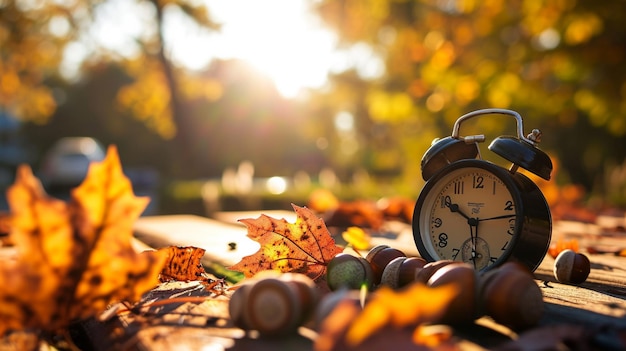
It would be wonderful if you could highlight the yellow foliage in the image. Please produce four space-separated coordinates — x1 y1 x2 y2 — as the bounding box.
179 75 223 101
455 76 480 105
565 13 603 45
430 42 456 70
366 90 414 123
116 69 176 139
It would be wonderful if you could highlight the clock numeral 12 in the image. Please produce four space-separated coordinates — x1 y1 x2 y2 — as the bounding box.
473 175 484 189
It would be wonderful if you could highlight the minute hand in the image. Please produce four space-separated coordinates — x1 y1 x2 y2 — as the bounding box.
478 214 516 221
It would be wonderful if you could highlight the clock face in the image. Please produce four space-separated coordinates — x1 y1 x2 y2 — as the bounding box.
415 164 521 270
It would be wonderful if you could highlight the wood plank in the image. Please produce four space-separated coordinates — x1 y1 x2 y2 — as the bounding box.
133 215 260 268
115 213 626 350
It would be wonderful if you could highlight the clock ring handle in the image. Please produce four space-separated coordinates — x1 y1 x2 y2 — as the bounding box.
452 108 552 180
451 108 537 146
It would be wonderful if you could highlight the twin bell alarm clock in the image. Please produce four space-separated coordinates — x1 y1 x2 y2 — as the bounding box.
412 108 553 272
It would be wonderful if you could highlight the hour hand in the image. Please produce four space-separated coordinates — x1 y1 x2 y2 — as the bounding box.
444 197 471 220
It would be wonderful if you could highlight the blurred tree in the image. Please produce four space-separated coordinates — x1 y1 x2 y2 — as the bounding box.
313 0 626 200
0 0 221 177
23 58 324 182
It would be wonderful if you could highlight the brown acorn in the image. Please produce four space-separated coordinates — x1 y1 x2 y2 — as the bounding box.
365 245 405 285
380 256 427 288
481 264 544 330
553 249 591 284
415 260 456 284
228 273 318 336
314 289 363 329
427 263 477 325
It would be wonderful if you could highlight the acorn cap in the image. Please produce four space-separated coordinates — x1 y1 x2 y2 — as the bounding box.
380 256 406 289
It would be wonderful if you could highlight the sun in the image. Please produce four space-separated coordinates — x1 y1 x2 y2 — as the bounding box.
166 0 340 98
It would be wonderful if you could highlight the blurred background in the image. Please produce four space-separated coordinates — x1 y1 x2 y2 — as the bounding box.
1 0 625 218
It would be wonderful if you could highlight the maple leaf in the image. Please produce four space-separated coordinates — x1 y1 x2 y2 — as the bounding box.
229 204 343 280
0 146 167 336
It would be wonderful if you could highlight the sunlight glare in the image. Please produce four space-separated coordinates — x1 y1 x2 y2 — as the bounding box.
169 0 341 98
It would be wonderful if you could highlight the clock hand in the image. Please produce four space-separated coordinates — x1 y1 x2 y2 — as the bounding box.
444 197 478 225
470 224 477 268
478 214 516 221
444 197 480 266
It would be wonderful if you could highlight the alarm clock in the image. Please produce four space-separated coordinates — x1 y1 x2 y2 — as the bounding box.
412 109 552 272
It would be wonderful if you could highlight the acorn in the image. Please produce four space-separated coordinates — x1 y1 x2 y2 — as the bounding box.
228 273 319 336
327 253 375 291
314 288 363 329
427 263 478 325
365 245 405 285
380 256 428 288
481 264 544 330
415 260 456 284
281 273 320 322
553 249 590 285
229 283 254 329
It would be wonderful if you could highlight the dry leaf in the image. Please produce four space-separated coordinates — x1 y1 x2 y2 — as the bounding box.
412 325 453 348
229 204 343 280
345 283 459 346
378 196 415 223
324 200 384 229
548 238 579 258
315 283 460 351
159 246 226 293
342 226 371 250
0 146 167 335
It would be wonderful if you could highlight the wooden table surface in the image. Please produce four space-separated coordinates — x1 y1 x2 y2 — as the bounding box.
77 212 626 350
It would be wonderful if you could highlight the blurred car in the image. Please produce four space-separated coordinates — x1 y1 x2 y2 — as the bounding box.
39 137 106 191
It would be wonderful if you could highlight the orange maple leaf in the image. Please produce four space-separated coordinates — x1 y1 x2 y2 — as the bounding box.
0 146 167 335
229 204 343 280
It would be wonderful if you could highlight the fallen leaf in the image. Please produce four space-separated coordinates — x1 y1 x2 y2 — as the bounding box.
342 226 371 250
0 146 167 336
159 246 227 293
345 283 459 346
315 284 461 351
323 200 384 229
378 196 415 223
229 204 343 280
548 238 579 258
412 325 453 347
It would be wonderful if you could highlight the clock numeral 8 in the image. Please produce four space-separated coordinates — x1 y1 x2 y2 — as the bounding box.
438 233 448 248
